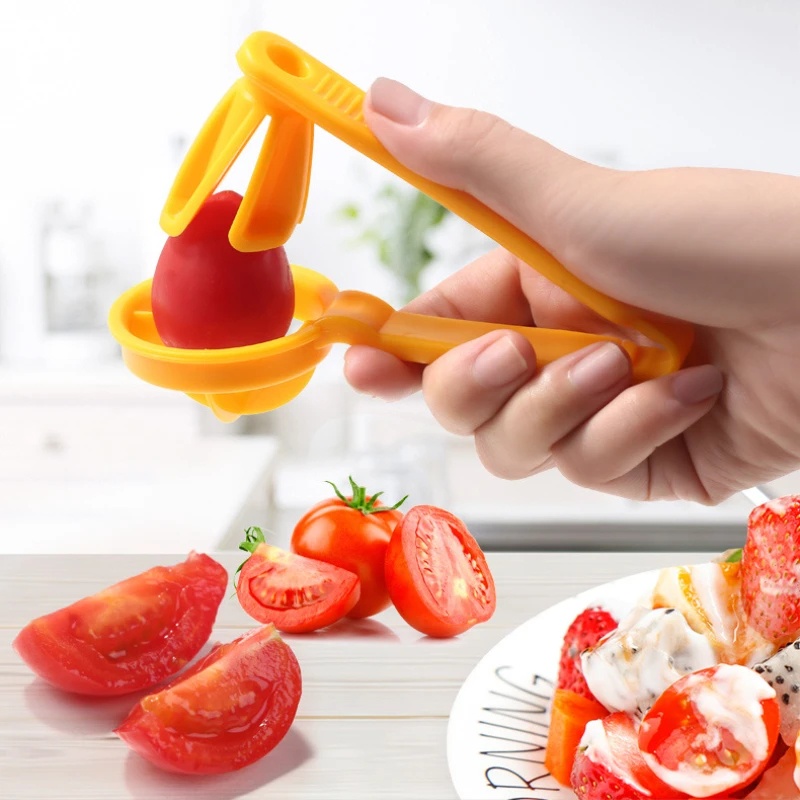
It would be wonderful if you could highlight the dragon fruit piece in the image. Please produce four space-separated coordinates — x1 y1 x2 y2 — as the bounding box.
754 639 800 746
581 606 718 717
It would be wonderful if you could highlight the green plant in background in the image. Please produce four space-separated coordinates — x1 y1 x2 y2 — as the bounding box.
338 183 451 304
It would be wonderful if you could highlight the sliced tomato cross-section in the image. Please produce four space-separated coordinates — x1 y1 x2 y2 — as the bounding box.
237 533 360 633
639 664 780 797
384 505 496 637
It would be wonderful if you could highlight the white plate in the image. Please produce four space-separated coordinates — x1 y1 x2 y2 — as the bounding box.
447 570 658 800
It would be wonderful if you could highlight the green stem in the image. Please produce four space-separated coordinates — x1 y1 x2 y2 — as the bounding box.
326 476 408 515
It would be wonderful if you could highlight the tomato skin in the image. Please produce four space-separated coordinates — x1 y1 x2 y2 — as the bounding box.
115 624 302 775
13 552 227 696
639 664 780 797
384 505 496 638
291 497 403 619
151 191 295 349
237 542 360 633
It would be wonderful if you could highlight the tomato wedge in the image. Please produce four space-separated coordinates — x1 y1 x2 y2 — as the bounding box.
236 530 360 633
115 624 302 774
384 505 496 637
639 664 780 797
13 552 227 696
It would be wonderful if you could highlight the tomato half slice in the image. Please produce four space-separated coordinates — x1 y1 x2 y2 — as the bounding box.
115 624 302 774
384 505 496 638
13 552 227 696
237 541 360 633
639 664 780 797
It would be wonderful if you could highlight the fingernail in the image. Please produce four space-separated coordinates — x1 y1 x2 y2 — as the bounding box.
568 343 630 393
473 335 530 388
367 77 432 126
671 365 723 405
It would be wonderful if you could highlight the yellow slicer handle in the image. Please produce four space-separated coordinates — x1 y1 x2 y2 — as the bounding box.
160 32 693 381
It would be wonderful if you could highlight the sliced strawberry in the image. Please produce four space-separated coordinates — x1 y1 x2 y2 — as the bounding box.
571 748 647 800
557 606 617 701
741 495 800 645
571 713 680 799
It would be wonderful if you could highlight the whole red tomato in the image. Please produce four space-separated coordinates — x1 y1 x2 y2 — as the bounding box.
151 190 295 349
290 478 406 619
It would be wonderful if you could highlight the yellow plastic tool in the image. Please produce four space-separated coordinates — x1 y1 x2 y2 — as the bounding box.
109 31 693 422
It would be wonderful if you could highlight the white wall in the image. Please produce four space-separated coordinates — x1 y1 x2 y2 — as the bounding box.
2 0 800 365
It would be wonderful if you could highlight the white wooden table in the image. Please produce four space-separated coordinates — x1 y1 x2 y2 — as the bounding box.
0 550 717 799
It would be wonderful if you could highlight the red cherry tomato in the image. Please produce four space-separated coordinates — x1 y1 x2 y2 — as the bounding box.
290 478 406 619
235 529 360 633
151 190 295 349
115 624 301 774
639 664 780 797
384 505 496 638
13 552 227 696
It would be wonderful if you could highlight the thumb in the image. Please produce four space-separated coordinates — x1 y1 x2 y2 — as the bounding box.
363 78 598 248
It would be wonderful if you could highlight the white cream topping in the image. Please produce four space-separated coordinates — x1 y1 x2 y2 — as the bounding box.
582 606 718 716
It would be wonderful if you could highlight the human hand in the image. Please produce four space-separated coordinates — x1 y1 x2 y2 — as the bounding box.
344 78 800 504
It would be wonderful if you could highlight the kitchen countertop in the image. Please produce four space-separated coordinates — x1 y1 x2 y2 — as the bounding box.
0 550 718 799
0 436 279 554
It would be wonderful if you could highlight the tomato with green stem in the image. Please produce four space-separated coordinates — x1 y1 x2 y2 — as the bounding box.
115 624 301 775
290 477 406 619
384 505 496 638
13 552 227 696
235 528 360 633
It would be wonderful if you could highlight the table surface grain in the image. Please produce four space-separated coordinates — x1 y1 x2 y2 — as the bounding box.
0 550 718 799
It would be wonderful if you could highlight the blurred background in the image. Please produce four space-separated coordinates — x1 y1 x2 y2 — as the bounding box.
1 0 798 553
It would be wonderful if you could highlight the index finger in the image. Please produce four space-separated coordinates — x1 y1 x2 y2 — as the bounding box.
344 247 535 400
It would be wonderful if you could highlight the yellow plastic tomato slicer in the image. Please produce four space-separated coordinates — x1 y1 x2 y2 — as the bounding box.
108 31 694 423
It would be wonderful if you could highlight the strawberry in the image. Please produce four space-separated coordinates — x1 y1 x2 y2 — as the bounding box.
570 714 677 800
557 606 617 701
741 495 800 645
571 746 648 800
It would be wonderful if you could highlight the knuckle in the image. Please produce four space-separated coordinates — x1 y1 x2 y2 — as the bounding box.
474 432 525 480
421 365 472 435
551 444 606 489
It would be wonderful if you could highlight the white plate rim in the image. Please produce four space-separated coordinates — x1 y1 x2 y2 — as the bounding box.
446 569 659 800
